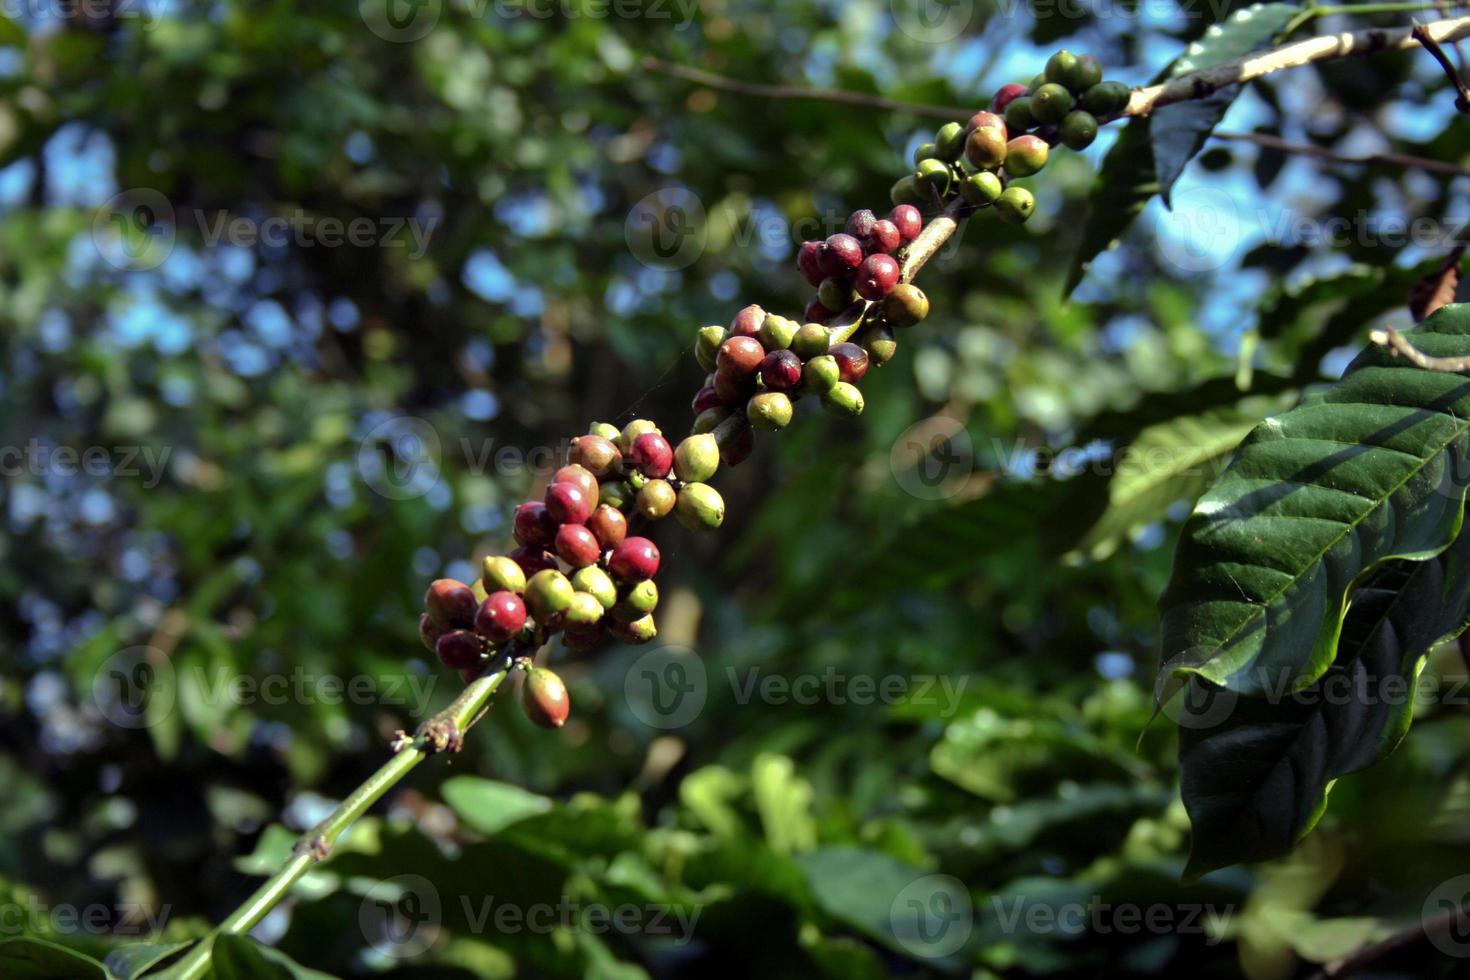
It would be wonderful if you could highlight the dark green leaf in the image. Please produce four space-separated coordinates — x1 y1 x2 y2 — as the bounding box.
0 937 107 979
102 941 192 979
209 935 340 980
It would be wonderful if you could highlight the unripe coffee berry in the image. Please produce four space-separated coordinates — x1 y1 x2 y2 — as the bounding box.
676 482 726 530
568 435 621 478
612 579 659 622
437 629 484 670
991 82 1028 114
545 481 592 525
425 578 477 629
553 464 599 506
889 204 923 243
822 381 866 419
563 591 605 630
792 322 831 359
996 186 1036 224
915 158 950 193
912 141 937 166
1059 110 1098 151
1068 54 1102 93
482 555 527 595
721 426 755 467
1004 135 1049 177
803 296 833 324
933 121 966 162
729 303 765 338
609 536 660 582
629 431 674 479
693 407 731 434
554 523 601 568
1044 50 1078 86
966 110 1007 137
609 614 657 645
512 501 557 547
673 433 720 482
618 418 659 452
571 565 618 609
695 325 727 372
758 313 797 351
797 241 825 286
855 254 900 301
598 479 629 511
717 335 765 377
1003 96 1035 131
475 590 527 642
818 277 855 313
965 127 1008 170
844 208 877 239
747 391 794 430
586 503 627 550
829 342 869 383
588 421 621 442
803 354 840 394
1081 80 1129 116
509 545 557 577
867 219 901 255
635 479 677 520
759 349 804 392
882 283 930 327
525 568 575 621
865 324 898 367
820 234 864 277
521 667 570 729
420 613 444 654
714 365 756 405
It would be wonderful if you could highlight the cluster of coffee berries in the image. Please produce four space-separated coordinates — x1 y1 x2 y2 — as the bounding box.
891 49 1129 225
794 204 925 324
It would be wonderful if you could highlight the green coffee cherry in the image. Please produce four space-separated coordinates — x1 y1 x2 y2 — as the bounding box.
1030 83 1073 124
964 127 1007 170
1004 135 1048 178
822 382 865 419
589 421 621 442
959 171 1003 206
599 479 629 510
890 175 926 207
881 283 930 328
482 555 527 595
1070 54 1103 93
933 121 966 162
996 186 1036 224
865 325 898 367
792 322 830 359
695 325 726 372
673 433 720 482
693 407 730 435
1081 80 1129 116
563 591 605 629
675 482 725 530
1028 73 1046 93
915 158 951 194
613 579 659 622
635 479 677 520
747 391 794 430
571 565 618 609
521 667 570 729
1059 110 1098 151
759 314 797 351
619 419 660 452
611 613 658 645
525 569 574 622
803 354 840 394
818 277 855 312
1003 97 1035 132
912 141 937 166
1044 50 1077 86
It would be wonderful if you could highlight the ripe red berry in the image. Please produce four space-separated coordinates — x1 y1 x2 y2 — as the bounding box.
868 219 901 254
425 579 477 629
586 503 627 550
717 335 765 377
991 82 1029 115
721 426 755 467
629 432 674 479
419 613 444 653
804 296 832 324
545 481 592 525
818 234 864 277
608 536 660 582
797 241 824 287
554 523 602 567
729 303 765 338
855 254 901 301
521 666 571 729
966 110 1007 137
509 544 558 577
568 435 621 478
845 208 877 240
475 590 527 642
830 342 870 383
714 365 755 405
759 349 803 392
553 464 599 506
889 204 922 243
436 629 484 670
513 501 557 547
692 383 723 414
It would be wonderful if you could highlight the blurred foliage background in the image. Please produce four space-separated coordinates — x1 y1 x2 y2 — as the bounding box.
5 0 1470 976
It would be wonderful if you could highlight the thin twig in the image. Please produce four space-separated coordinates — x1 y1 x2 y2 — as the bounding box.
1369 324 1470 370
1211 129 1470 177
1413 19 1470 110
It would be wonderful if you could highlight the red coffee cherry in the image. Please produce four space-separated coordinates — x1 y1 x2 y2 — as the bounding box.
845 208 877 239
830 342 870 383
586 504 628 550
868 219 901 254
797 241 825 287
425 579 477 630
889 204 922 243
545 481 592 525
436 629 484 670
966 110 1007 137
608 536 660 582
521 666 571 729
509 545 558 577
819 233 864 277
568 435 621 478
692 383 723 414
419 613 444 653
713 365 756 405
513 501 557 547
758 349 803 392
855 254 901 301
475 590 527 642
803 296 832 324
629 432 674 479
553 464 599 506
991 82 1029 114
729 303 766 338
717 335 765 377
721 426 756 467
555 523 602 567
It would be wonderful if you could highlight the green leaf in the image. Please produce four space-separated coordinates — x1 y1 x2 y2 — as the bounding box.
1178 525 1470 878
102 941 192 979
0 937 108 979
1160 303 1470 697
752 754 817 855
209 934 340 980
441 776 553 836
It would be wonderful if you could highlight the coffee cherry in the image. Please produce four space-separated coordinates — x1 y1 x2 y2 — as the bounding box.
512 501 557 547
966 110 1007 137
991 82 1028 114
475 590 527 642
695 325 727 372
554 523 601 568
747 391 794 430
718 335 765 377
1059 110 1098 150
598 479 629 511
1028 73 1047 93
797 241 825 286
1070 54 1103 93
867 219 901 254
618 419 659 452
693 407 731 434
675 482 725 530
855 253 900 301
819 234 864 277
609 536 660 582
996 186 1036 224
609 614 657 645
588 421 621 443
792 322 831 359
571 565 618 609
553 464 600 506
1044 50 1078 86
758 314 797 351
959 171 1004 207
890 175 925 208
437 629 485 670
629 432 674 479
692 384 723 415
1030 83 1073 124
822 381 866 419
1004 135 1049 177
729 303 766 338
865 324 898 367
721 426 755 467
586 503 628 550
635 479 677 520
933 121 966 162
673 433 720 482
759 349 804 392
525 568 575 622
1081 80 1129 116
482 555 527 595
563 591 605 630
1003 96 1036 131
882 283 930 327
915 158 951 194
714 365 756 404
845 208 877 239
568 434 622 478
509 545 558 577
818 277 855 313
612 579 659 622
521 667 570 729
545 481 592 525
829 342 870 383
425 578 477 630
803 296 833 324
803 354 840 394
420 613 444 653
889 204 923 243
912 141 937 166
965 127 1008 170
